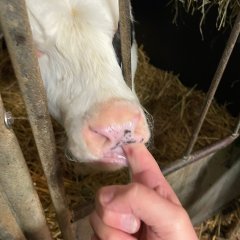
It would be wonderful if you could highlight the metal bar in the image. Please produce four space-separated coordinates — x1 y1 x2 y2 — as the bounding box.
184 12 240 158
119 0 132 89
233 114 240 136
0 95 52 239
72 202 95 223
163 134 239 176
0 185 27 240
0 1 74 239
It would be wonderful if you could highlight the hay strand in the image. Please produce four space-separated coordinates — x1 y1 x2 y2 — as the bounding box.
173 0 240 31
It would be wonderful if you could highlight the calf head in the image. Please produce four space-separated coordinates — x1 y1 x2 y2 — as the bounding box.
27 0 150 169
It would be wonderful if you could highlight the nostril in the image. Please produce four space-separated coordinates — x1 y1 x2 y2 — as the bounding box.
122 129 136 144
89 121 146 149
124 129 131 136
89 126 112 147
91 125 126 143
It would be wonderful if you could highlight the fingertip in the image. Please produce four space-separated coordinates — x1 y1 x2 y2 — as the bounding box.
123 143 144 155
123 143 159 176
122 143 133 158
123 143 146 167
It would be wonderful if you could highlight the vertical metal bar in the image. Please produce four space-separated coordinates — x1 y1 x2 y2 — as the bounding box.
0 186 27 240
0 95 52 239
0 1 74 239
233 114 240 136
184 12 240 158
119 0 132 89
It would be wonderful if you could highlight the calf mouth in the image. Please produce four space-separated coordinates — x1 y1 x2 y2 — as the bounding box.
64 145 131 170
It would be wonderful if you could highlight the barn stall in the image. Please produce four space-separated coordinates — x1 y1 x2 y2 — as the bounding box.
0 0 240 239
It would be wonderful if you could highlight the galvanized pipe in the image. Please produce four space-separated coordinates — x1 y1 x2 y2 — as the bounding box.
163 134 239 176
0 185 27 240
184 12 240 158
0 95 52 239
119 0 132 89
0 1 74 239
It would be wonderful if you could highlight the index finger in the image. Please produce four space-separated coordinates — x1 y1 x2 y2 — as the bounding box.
123 143 180 205
124 143 160 176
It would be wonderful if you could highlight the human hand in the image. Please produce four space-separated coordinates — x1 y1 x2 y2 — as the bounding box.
90 143 198 240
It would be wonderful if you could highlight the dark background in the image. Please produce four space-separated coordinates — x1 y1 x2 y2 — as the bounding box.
131 0 240 117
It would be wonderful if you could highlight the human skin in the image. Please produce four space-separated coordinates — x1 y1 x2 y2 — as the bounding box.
90 143 198 240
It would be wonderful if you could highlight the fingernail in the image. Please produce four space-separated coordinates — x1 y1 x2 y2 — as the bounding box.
123 144 133 155
123 143 143 158
120 214 139 234
99 188 115 205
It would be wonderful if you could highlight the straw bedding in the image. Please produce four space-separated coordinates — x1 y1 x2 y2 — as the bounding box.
0 46 239 239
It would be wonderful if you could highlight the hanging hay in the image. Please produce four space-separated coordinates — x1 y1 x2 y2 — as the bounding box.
0 44 239 239
173 0 240 30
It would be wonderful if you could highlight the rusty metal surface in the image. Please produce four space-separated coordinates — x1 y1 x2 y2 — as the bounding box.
163 134 239 176
184 12 240 158
0 1 74 239
0 185 27 240
0 94 52 239
119 0 132 89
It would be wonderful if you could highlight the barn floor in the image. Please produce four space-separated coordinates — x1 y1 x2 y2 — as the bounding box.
0 46 239 239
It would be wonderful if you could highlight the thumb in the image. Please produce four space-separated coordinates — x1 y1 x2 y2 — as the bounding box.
96 183 188 237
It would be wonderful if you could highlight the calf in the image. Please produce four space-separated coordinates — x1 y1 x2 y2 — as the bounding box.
26 0 150 169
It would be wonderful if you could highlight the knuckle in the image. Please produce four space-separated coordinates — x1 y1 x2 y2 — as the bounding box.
128 182 148 200
172 206 191 231
127 182 140 200
128 182 141 196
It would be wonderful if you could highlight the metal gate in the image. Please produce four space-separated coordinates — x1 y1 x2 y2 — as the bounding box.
0 0 239 239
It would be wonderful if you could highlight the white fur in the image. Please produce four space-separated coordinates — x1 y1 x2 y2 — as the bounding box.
26 0 140 162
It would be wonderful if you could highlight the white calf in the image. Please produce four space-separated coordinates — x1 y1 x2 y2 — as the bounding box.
26 0 150 169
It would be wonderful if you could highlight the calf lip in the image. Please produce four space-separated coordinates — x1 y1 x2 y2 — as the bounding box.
101 152 128 166
65 147 128 167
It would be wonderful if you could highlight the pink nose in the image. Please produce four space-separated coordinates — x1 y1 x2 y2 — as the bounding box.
82 99 150 164
91 119 144 147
